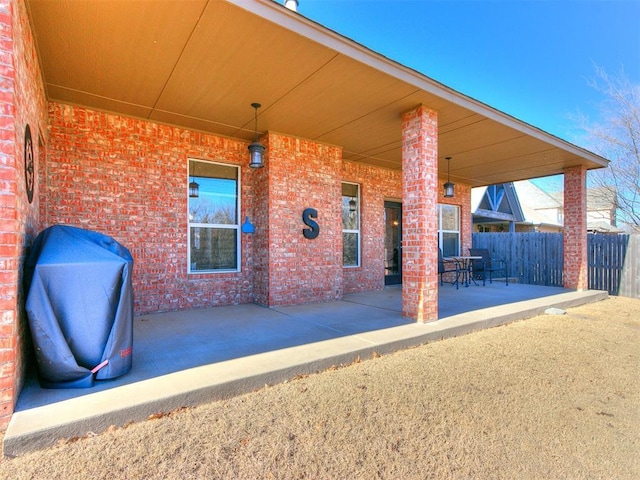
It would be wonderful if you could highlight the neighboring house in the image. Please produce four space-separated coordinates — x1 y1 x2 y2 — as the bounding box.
473 182 619 233
0 0 608 428
471 183 524 232
551 187 619 233
472 181 563 233
586 187 619 233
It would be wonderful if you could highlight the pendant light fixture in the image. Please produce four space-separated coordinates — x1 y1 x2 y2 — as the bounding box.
248 102 265 168
189 161 199 198
444 156 455 198
189 177 199 198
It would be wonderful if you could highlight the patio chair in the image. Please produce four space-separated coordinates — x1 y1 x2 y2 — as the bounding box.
438 248 459 289
468 248 509 286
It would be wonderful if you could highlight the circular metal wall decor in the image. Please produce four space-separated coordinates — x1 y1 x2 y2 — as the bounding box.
24 124 34 203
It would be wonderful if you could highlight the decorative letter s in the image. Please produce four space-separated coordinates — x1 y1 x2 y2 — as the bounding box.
302 208 320 239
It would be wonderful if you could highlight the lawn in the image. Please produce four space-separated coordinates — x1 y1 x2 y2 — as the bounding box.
1 296 638 479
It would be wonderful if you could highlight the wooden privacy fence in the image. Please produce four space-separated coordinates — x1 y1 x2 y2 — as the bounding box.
588 234 640 298
471 232 564 287
471 232 640 298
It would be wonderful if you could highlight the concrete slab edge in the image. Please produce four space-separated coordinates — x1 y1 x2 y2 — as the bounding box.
3 289 608 457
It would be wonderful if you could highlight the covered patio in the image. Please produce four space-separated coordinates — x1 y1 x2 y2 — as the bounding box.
4 283 607 456
1 0 611 448
23 0 608 320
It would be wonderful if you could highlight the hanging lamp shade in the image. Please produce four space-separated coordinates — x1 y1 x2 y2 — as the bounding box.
444 157 455 198
248 103 265 168
443 181 455 198
248 141 265 168
189 180 199 198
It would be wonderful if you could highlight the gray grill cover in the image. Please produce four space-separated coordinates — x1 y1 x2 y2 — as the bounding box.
25 225 134 388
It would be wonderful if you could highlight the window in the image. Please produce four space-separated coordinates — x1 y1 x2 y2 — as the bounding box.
188 160 240 273
438 204 460 257
342 182 360 267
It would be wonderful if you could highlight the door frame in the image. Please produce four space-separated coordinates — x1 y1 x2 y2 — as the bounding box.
384 201 402 285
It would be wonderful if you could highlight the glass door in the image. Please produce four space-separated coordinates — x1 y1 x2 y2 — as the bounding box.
384 201 402 285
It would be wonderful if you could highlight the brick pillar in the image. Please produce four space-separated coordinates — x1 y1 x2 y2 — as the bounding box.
563 166 588 290
0 2 16 425
401 105 438 322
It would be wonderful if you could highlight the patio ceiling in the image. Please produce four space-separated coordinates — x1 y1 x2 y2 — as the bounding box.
25 0 608 187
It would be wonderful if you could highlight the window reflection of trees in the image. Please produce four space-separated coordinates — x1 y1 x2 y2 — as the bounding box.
189 203 236 225
342 183 360 267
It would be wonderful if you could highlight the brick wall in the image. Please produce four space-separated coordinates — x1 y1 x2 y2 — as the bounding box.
262 133 343 306
49 106 457 312
0 0 47 427
442 179 472 255
45 103 475 313
250 133 269 306
342 161 401 293
45 109 473 312
340 161 471 294
45 108 365 311
45 103 256 313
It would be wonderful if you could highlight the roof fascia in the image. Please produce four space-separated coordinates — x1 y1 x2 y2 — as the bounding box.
503 183 525 222
473 208 518 222
228 0 609 168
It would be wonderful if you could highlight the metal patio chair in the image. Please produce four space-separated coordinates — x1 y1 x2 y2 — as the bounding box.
468 248 509 286
438 248 459 289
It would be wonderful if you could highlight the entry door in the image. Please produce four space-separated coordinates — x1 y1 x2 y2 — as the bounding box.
384 201 402 285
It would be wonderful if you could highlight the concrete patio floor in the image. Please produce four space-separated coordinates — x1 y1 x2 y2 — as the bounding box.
3 283 608 456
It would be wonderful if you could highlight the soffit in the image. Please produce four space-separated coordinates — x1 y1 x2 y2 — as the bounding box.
26 0 608 187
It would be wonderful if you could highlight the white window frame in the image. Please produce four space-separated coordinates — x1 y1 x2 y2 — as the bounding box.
437 203 460 257
187 159 241 274
342 182 361 268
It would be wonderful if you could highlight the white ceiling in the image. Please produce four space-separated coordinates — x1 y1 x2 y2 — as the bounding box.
26 0 608 186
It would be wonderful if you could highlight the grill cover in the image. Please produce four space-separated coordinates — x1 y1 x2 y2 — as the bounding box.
25 225 134 388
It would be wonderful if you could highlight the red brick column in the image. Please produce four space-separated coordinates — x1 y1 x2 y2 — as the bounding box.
401 105 438 322
0 0 48 427
563 166 588 290
0 1 17 425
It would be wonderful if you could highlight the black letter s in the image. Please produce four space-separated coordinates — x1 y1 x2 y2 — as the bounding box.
302 208 320 239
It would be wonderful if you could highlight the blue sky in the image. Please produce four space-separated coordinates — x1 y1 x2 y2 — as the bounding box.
298 0 639 189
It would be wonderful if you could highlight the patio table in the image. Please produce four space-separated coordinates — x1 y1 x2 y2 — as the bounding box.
446 256 483 287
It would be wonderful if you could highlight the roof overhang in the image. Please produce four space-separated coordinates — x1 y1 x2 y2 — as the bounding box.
26 0 609 187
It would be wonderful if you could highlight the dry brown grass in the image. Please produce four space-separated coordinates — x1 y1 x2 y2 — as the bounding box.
1 296 639 479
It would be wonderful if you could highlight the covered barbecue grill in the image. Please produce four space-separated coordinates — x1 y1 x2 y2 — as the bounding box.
25 225 134 388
